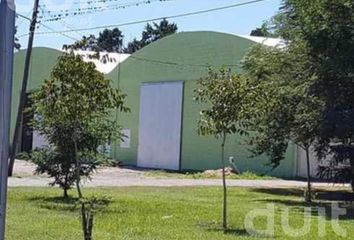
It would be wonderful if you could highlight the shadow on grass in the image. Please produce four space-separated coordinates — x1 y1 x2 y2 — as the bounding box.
27 195 115 213
28 196 79 212
207 227 250 237
252 188 354 201
199 221 260 238
251 188 354 220
208 227 275 238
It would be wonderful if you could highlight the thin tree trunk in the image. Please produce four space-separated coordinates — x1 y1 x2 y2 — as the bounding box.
74 137 83 199
305 146 312 203
73 131 91 240
63 188 68 199
349 159 354 193
81 203 93 240
221 133 227 230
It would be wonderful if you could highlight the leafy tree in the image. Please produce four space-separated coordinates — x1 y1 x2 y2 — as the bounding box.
267 0 354 192
64 28 124 53
31 148 100 198
29 52 129 239
124 19 178 53
242 43 323 202
97 28 124 52
124 38 143 54
63 34 99 52
195 68 255 230
250 22 278 37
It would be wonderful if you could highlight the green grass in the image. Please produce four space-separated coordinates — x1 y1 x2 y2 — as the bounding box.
144 170 276 180
6 187 354 239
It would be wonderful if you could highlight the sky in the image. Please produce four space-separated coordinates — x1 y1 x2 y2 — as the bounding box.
16 0 282 49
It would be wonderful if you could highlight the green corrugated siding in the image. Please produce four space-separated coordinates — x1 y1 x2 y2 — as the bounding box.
11 47 62 140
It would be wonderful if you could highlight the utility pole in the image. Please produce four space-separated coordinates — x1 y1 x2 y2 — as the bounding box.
8 0 39 176
0 0 16 238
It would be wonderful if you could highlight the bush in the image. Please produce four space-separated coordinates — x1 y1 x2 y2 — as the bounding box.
31 148 102 198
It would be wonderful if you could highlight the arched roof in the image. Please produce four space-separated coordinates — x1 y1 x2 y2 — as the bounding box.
107 31 261 82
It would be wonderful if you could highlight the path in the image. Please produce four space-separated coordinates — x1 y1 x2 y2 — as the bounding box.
8 160 350 189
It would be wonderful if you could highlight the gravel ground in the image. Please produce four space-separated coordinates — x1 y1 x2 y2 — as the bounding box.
8 160 350 189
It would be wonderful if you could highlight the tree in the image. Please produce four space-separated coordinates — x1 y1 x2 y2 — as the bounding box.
63 34 98 52
97 28 123 52
250 22 278 37
267 0 354 192
29 52 129 239
31 148 100 198
195 68 254 230
124 38 143 54
64 28 124 53
242 43 323 203
124 19 178 53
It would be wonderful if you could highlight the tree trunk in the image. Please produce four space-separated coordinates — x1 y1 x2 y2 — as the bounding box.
221 133 227 230
350 159 354 193
74 137 83 199
63 188 68 199
305 146 312 203
73 132 92 240
81 203 93 240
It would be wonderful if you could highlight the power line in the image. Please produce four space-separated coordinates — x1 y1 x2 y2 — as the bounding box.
39 5 88 38
40 0 172 22
129 55 240 69
16 13 80 41
33 0 268 35
16 9 33 27
35 24 80 41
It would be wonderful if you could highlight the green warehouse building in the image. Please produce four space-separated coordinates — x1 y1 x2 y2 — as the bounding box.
11 31 316 178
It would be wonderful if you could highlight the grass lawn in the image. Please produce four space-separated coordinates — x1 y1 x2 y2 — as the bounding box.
6 187 354 239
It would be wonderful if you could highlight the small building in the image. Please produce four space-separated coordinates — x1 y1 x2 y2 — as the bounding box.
11 31 317 178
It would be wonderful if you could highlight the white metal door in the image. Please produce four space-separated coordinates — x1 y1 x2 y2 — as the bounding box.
137 82 183 170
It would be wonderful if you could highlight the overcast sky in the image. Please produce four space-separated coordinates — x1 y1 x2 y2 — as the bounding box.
16 0 282 49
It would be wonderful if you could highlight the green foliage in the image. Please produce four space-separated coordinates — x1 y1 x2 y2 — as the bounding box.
243 0 354 199
29 52 129 239
194 68 255 138
30 52 129 151
31 148 101 198
97 28 124 52
15 151 31 161
63 28 124 53
250 22 278 37
317 145 354 191
63 19 177 55
242 43 323 168
124 19 178 53
195 68 258 229
266 0 354 189
271 0 354 144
